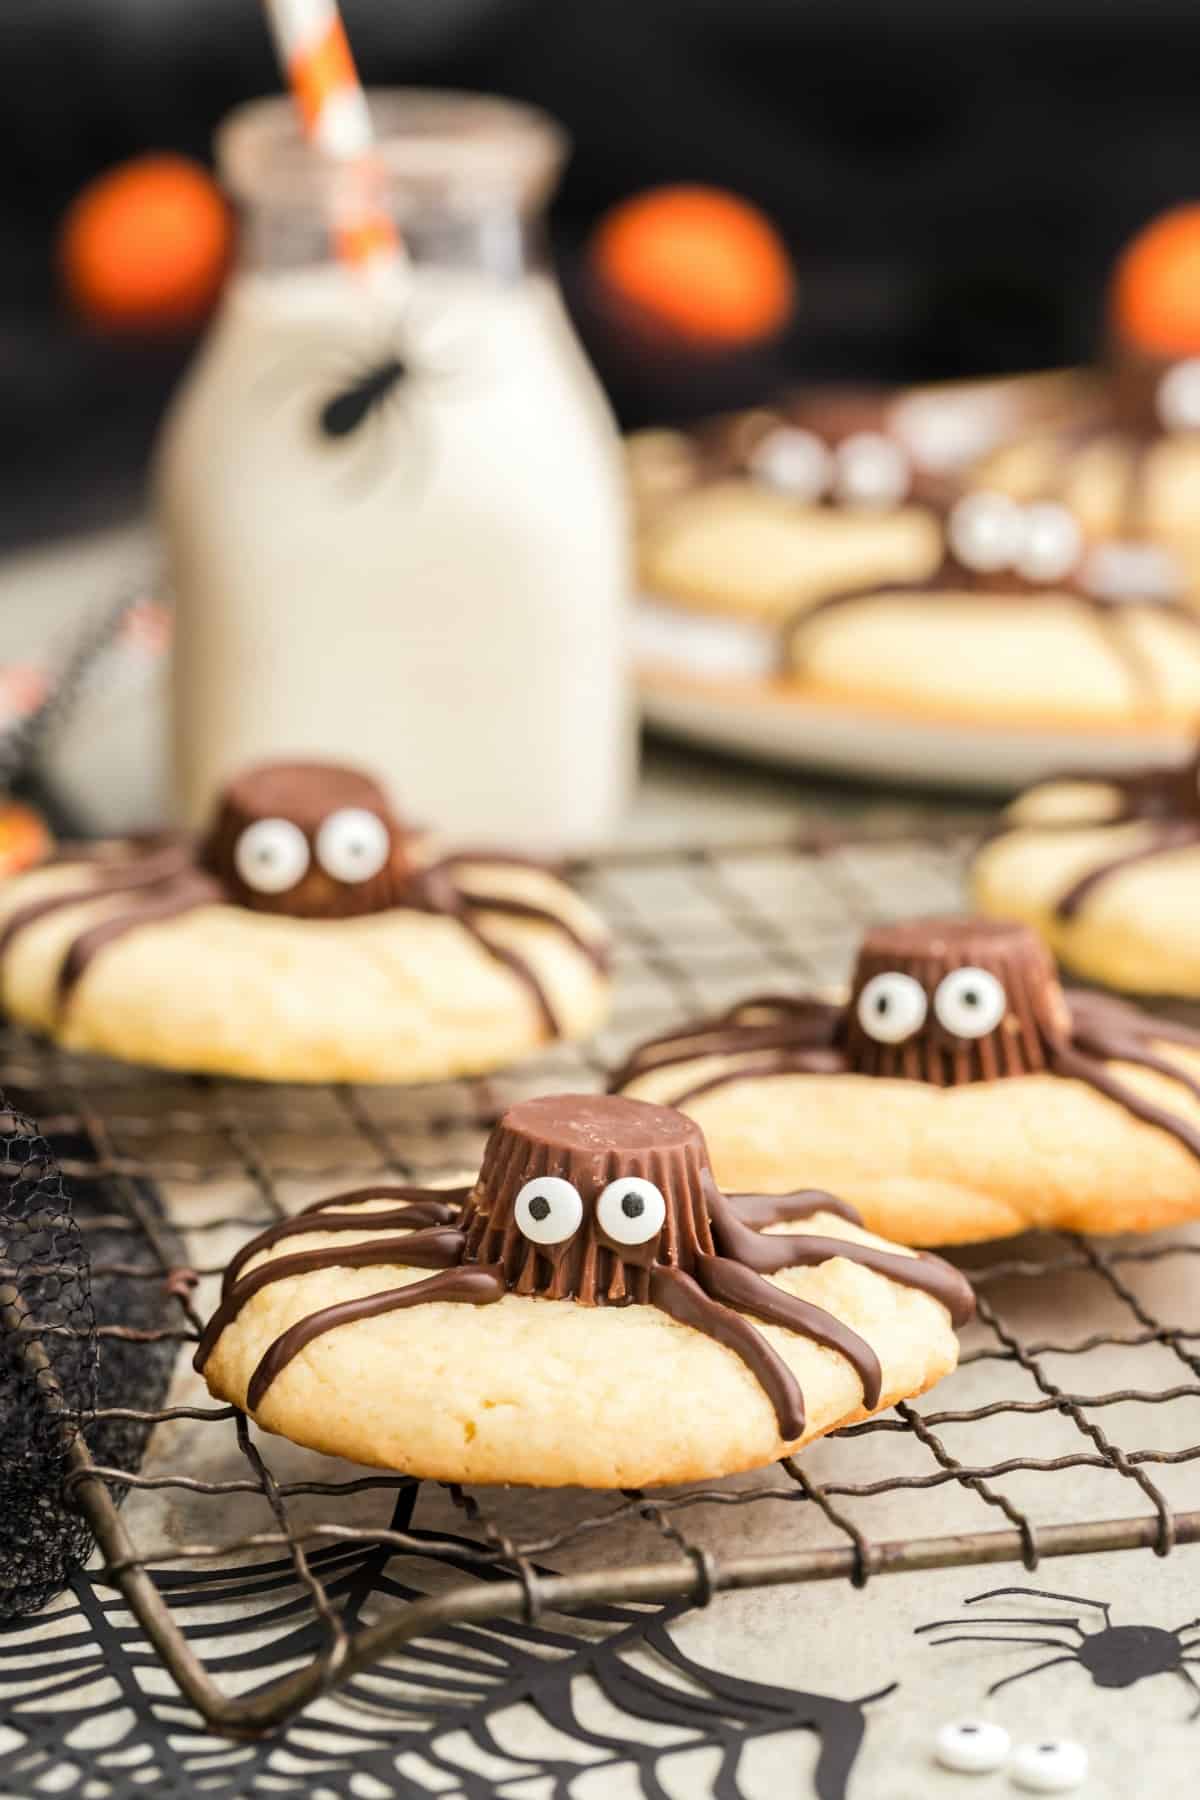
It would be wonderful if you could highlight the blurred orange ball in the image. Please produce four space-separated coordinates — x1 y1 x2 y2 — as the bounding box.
1111 205 1200 355
0 802 51 880
590 185 796 346
59 154 231 334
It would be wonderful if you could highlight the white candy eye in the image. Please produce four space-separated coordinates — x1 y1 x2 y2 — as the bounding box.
1014 501 1083 583
934 1719 1010 1775
234 818 310 894
933 967 1007 1038
749 427 832 501
947 491 1024 572
315 807 391 884
596 1176 666 1246
833 431 910 508
1011 1739 1088 1793
1157 356 1200 432
514 1176 583 1246
856 971 928 1043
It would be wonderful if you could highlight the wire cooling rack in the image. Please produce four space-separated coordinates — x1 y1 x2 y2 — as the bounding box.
8 824 1200 1745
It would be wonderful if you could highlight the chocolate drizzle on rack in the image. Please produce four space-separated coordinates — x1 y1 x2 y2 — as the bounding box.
196 1094 974 1440
614 917 1200 1163
0 762 607 1037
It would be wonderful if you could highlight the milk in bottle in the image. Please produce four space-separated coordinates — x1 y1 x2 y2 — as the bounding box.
158 93 632 852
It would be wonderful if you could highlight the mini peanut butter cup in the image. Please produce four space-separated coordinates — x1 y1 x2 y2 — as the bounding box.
844 916 1072 1084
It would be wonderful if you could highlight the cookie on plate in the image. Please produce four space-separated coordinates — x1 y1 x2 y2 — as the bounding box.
632 395 944 676
0 761 610 1083
782 491 1200 733
197 1093 973 1486
972 742 1200 995
969 209 1200 595
615 917 1200 1246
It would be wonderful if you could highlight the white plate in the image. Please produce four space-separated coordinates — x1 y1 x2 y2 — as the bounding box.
638 657 1193 794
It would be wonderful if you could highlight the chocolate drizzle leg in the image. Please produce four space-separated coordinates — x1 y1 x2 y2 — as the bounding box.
703 1177 974 1327
1054 820 1200 919
198 1093 974 1441
648 1265 808 1438
244 1266 507 1412
0 760 606 1038
1000 747 1200 922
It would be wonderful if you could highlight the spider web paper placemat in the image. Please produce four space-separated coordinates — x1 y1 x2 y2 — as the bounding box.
5 827 1200 1797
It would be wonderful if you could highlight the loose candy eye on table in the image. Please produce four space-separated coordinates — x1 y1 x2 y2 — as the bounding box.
1011 1738 1089 1793
934 1718 1010 1773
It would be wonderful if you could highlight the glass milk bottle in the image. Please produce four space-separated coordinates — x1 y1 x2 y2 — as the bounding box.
157 93 632 852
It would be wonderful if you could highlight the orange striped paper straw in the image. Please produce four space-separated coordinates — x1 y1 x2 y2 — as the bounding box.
261 0 401 273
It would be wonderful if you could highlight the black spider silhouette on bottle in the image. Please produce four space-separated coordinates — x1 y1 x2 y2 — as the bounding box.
318 355 407 439
917 1585 1200 1716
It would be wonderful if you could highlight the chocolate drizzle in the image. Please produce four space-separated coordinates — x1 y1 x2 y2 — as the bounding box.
196 1092 974 1443
614 916 1200 1169
996 746 1200 921
245 1267 508 1412
0 762 607 1036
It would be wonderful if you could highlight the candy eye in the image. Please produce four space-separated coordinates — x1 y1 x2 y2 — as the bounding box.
833 432 910 508
748 427 832 501
933 967 1007 1038
234 818 311 894
514 1176 583 1245
1010 1738 1088 1793
315 807 391 884
1157 357 1200 433
856 971 928 1043
596 1176 666 1246
934 1719 1010 1775
947 490 1023 573
1014 501 1083 583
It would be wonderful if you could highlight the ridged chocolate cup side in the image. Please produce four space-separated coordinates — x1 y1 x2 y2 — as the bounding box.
201 761 411 917
462 1094 717 1304
843 916 1070 1084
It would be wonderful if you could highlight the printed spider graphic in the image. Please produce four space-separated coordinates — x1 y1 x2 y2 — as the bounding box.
917 1586 1200 1717
0 761 602 1037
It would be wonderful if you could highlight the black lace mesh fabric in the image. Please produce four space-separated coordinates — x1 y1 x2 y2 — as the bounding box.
0 1097 97 1619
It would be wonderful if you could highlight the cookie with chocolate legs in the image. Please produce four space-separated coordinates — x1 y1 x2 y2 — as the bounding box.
630 398 943 669
969 348 1200 596
972 743 1200 995
0 762 609 1083
615 918 1200 1246
197 1094 972 1486
782 493 1200 732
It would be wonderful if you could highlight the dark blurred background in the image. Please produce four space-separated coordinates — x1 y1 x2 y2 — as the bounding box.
4 0 1200 547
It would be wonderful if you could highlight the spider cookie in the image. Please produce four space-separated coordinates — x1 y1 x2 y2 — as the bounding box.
783 491 1200 731
615 917 1200 1246
0 762 609 1083
632 395 943 673
197 1093 972 1486
972 742 1200 995
970 209 1200 594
